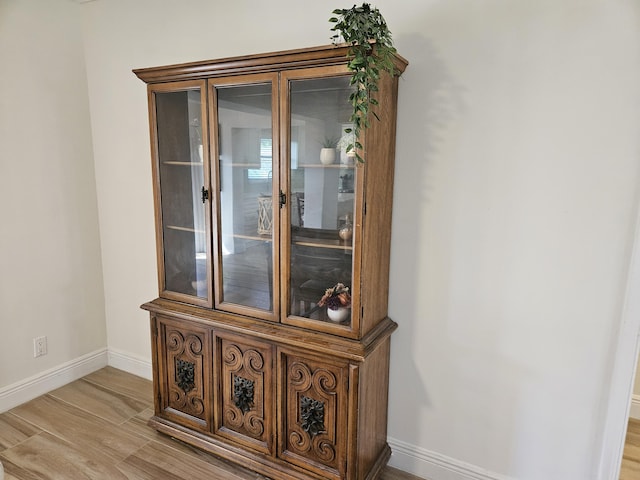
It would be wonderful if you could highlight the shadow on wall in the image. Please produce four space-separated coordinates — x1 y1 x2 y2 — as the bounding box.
387 31 535 475
388 30 467 422
389 27 540 475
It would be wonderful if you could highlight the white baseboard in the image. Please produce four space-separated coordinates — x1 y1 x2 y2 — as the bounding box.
629 394 640 420
107 348 152 380
388 437 514 480
0 348 108 413
0 347 152 415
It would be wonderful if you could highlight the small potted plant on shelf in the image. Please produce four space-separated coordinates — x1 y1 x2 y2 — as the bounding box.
318 283 352 323
330 3 398 163
320 136 339 165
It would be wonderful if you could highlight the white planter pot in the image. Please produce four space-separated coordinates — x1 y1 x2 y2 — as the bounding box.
327 306 350 323
320 148 336 165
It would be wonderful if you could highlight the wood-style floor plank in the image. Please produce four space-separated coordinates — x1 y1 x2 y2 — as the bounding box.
0 457 41 480
1 431 129 480
621 418 640 480
119 408 268 476
49 378 149 425
0 413 41 450
81 366 154 406
0 367 424 480
119 407 162 442
379 466 425 480
9 394 148 463
116 440 264 480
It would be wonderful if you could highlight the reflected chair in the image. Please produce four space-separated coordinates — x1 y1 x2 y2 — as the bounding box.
289 243 351 317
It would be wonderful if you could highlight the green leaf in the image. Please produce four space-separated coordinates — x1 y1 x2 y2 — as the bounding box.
328 2 397 164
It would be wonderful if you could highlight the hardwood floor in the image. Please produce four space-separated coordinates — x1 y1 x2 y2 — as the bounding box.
0 367 423 480
620 418 640 480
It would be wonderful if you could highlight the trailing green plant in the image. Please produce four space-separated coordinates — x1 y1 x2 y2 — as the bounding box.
329 3 397 163
320 135 339 148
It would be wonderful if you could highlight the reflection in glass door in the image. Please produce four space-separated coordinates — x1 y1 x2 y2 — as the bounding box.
214 80 276 315
154 86 209 303
286 75 356 326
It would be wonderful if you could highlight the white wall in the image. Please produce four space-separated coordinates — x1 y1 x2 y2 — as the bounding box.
387 1 640 479
3 0 636 479
0 0 106 390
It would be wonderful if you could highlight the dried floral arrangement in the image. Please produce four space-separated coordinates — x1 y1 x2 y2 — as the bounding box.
317 283 352 310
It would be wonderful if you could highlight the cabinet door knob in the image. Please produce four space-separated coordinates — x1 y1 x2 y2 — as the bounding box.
201 186 209 203
279 191 286 208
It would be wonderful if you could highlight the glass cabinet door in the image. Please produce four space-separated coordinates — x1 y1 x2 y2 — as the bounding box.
151 81 210 306
210 75 278 319
284 73 357 327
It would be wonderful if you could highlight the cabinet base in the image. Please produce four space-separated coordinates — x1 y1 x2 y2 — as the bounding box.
148 415 391 480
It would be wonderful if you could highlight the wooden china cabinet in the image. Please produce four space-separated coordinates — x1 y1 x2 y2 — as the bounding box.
134 45 407 480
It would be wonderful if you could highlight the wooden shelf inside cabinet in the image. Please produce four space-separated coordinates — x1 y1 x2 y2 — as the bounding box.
162 161 204 166
297 163 355 169
231 232 273 242
291 227 353 251
220 163 262 168
166 225 206 234
292 237 352 251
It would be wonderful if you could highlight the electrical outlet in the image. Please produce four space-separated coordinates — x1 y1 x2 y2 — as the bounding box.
33 336 47 357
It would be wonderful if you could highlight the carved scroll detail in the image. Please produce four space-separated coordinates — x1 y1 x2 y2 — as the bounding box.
221 341 267 441
165 327 205 419
285 358 340 466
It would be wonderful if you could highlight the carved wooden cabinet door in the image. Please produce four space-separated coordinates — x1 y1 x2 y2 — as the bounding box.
215 333 275 455
278 348 349 478
155 315 212 432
